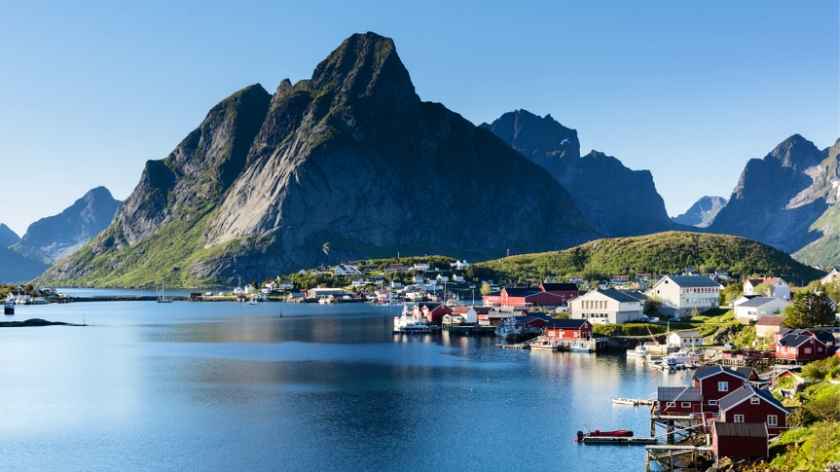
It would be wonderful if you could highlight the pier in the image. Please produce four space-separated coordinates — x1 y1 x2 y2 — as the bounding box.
581 436 657 445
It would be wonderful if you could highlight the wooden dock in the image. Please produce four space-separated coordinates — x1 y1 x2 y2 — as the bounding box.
581 436 658 445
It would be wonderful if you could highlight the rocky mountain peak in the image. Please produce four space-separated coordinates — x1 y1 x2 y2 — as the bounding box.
767 133 823 170
311 32 418 109
481 109 580 162
672 196 727 228
0 223 19 248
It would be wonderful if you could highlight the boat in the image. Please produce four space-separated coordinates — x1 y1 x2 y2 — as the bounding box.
157 281 173 304
4 297 14 316
611 398 639 406
392 304 432 334
626 344 648 359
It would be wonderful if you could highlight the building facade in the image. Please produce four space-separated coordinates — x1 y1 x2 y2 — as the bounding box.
647 275 722 318
569 289 644 324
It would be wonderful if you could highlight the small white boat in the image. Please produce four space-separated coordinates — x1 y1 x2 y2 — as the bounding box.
626 344 648 358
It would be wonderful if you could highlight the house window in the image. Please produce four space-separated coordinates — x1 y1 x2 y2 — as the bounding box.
734 414 745 423
804 347 812 354
681 402 692 408
717 381 729 392
666 402 676 407
767 415 778 426
708 400 718 406
750 397 760 405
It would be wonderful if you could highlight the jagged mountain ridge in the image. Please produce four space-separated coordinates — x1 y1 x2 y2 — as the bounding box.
13 186 121 263
673 196 727 228
42 32 598 287
482 109 674 236
0 224 19 248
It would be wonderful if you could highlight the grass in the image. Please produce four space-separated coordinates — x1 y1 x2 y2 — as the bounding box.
477 231 824 285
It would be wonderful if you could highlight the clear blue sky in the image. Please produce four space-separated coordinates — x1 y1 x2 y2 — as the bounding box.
1 1 837 235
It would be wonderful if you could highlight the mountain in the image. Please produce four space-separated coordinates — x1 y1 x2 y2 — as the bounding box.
41 32 598 287
710 135 840 264
13 187 121 263
0 246 48 283
672 196 727 228
0 224 20 248
477 231 824 285
482 110 673 236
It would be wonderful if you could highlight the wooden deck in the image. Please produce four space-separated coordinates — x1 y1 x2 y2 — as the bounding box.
581 436 658 445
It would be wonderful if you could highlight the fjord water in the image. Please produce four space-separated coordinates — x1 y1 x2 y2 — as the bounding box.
1 295 687 471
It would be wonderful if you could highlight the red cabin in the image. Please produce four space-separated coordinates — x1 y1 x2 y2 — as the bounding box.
543 319 592 340
691 366 748 411
421 303 452 325
482 292 501 306
500 287 567 308
775 329 831 362
717 385 789 436
656 386 703 416
711 422 769 462
539 283 579 305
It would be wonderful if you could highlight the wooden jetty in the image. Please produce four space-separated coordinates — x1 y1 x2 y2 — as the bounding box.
581 436 657 445
644 444 713 471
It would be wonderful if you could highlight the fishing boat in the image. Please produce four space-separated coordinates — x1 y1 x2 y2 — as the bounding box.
4 296 14 316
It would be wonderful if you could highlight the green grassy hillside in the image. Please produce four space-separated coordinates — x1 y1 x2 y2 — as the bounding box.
477 231 823 284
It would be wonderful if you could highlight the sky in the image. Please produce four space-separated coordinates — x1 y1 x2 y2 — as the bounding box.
0 1 837 235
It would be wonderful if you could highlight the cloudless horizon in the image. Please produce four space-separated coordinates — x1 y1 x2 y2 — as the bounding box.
1 1 837 235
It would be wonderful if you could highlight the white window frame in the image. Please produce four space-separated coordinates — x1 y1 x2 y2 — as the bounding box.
681 402 692 409
717 381 729 392
750 397 760 405
804 347 812 354
767 415 778 427
733 414 745 423
707 400 718 406
666 401 676 408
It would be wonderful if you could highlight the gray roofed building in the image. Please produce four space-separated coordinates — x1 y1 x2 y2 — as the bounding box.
597 288 641 303
657 386 702 402
668 275 722 288
693 365 747 382
712 421 768 438
718 384 788 414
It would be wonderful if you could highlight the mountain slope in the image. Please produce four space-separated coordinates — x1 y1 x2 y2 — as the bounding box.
13 187 121 263
0 246 47 283
41 32 597 287
477 231 824 285
710 135 840 264
792 139 840 266
482 110 673 236
0 224 19 248
672 196 727 228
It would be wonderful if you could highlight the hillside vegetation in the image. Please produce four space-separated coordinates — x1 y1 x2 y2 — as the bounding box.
477 232 824 284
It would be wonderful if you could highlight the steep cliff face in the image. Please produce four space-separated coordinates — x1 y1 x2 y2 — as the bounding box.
13 187 121 262
0 224 19 248
710 135 830 255
673 196 727 228
42 33 597 287
482 110 673 236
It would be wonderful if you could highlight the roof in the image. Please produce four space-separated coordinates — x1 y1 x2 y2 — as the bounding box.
595 288 641 303
756 315 784 326
718 384 789 414
545 319 589 329
658 386 702 402
735 367 758 380
778 330 827 348
693 365 747 382
712 421 768 439
540 283 578 292
666 275 721 288
738 297 783 308
746 278 764 286
503 287 540 297
671 329 701 339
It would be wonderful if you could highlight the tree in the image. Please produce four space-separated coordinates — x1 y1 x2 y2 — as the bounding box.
643 298 661 316
783 292 836 329
720 283 742 306
479 281 492 296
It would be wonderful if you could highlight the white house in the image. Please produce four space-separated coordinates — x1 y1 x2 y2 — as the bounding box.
647 275 722 318
450 260 470 270
569 288 644 324
743 277 791 301
734 297 789 323
667 329 704 350
334 264 362 276
412 263 430 272
821 268 840 286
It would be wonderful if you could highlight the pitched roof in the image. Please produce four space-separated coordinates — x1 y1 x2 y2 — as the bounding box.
735 367 758 380
596 288 641 303
756 315 784 326
540 283 578 292
667 275 721 288
718 384 789 414
738 297 784 308
503 287 540 297
712 421 768 438
693 365 747 381
546 319 589 329
778 330 825 348
657 386 702 402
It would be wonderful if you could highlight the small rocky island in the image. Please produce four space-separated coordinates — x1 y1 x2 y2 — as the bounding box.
0 318 85 328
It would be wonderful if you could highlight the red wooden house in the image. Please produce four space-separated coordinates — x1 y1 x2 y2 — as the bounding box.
420 303 452 325
482 292 501 306
499 287 567 308
691 366 748 411
775 329 831 363
543 319 592 340
538 283 579 304
711 422 769 462
717 385 789 436
655 386 703 416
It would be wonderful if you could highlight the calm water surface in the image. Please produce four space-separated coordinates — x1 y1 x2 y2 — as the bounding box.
1 292 688 471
